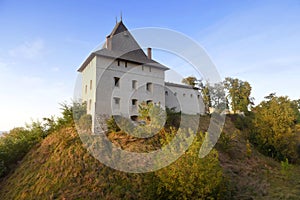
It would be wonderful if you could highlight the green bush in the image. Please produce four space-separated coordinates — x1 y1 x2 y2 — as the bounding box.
0 102 85 178
106 116 121 132
252 95 299 162
0 126 44 177
155 130 228 199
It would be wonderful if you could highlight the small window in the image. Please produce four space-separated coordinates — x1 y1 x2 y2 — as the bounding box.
90 80 92 90
125 61 128 68
132 80 137 89
117 60 120 66
114 97 120 105
174 92 177 96
89 99 92 111
190 94 193 98
114 77 120 87
165 91 168 96
146 82 153 92
132 99 138 106
131 115 138 121
197 95 200 99
183 93 186 97
85 85 87 94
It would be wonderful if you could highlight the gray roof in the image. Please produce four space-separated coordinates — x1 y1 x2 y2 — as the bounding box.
78 21 169 72
165 82 199 90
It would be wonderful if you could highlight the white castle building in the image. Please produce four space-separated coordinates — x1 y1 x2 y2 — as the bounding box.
77 20 204 131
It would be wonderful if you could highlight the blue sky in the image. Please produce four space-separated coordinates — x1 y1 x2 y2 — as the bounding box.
0 0 300 130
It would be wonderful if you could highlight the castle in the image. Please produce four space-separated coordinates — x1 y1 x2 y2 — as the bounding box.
77 20 204 132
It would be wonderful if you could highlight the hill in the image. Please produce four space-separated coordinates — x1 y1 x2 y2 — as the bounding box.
0 117 299 199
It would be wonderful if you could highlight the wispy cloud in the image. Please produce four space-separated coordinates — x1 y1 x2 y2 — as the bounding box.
9 39 45 59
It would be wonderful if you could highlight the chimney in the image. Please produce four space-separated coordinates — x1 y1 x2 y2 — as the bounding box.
147 48 152 59
106 36 112 50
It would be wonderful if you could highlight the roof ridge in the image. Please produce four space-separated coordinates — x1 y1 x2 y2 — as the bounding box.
108 21 128 37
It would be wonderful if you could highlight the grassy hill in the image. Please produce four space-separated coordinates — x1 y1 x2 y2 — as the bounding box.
0 117 299 199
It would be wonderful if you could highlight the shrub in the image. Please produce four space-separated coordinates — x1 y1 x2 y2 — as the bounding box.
252 95 299 162
78 114 92 130
155 130 227 199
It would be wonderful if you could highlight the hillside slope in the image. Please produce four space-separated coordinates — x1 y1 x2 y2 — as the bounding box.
0 118 299 199
0 126 156 200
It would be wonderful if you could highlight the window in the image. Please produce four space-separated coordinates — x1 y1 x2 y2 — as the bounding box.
85 85 87 94
114 77 120 87
132 80 137 89
125 61 128 68
90 80 92 90
190 94 193 98
174 92 177 96
117 60 120 66
131 115 138 121
183 93 186 97
146 82 153 92
165 91 168 96
197 95 200 99
89 99 92 111
132 99 138 106
114 97 120 105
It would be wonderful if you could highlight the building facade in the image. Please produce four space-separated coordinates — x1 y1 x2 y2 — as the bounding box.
78 21 204 132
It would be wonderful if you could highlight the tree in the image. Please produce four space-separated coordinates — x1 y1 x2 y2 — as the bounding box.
198 80 211 114
210 82 227 111
181 76 198 87
252 94 299 162
224 77 253 113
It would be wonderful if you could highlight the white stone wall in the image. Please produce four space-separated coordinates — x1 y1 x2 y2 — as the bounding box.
94 56 165 119
81 56 97 129
165 84 204 115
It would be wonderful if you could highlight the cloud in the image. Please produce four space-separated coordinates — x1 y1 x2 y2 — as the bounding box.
9 39 45 59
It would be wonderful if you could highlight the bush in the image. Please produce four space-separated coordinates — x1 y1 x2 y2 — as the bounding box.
155 130 227 199
0 126 45 177
78 114 92 130
252 95 299 162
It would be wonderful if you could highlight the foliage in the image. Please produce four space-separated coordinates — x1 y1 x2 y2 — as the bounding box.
232 112 254 131
224 77 253 113
0 126 44 177
106 116 121 132
280 158 293 178
181 76 198 87
0 102 87 178
216 131 238 152
156 130 227 199
199 81 212 113
252 94 299 162
78 114 92 130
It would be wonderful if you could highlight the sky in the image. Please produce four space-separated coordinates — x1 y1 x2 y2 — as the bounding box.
0 0 300 131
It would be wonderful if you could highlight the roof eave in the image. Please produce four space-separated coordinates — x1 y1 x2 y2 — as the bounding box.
77 53 96 72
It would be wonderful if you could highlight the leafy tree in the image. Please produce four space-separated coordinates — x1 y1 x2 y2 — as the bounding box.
224 77 253 113
252 94 299 162
209 82 227 111
181 76 198 87
198 80 211 114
